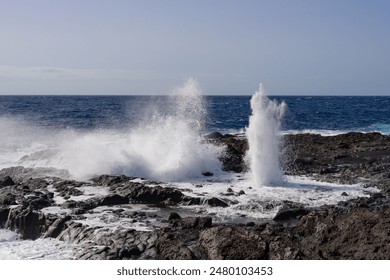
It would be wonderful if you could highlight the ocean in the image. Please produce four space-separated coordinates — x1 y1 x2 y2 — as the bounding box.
1 95 389 134
0 92 387 259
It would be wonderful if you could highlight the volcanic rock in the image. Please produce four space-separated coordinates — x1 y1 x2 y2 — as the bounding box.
273 202 309 221
0 176 15 187
99 194 129 206
126 185 184 205
198 226 267 259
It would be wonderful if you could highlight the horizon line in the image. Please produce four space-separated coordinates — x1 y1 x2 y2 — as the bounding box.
0 94 389 97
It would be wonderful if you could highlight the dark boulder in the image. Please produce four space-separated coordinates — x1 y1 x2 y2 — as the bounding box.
91 174 137 186
22 192 53 210
273 207 309 221
156 229 194 260
99 194 129 206
61 198 99 212
205 134 248 173
127 185 184 205
119 245 141 258
53 180 84 198
171 216 212 229
0 192 17 205
168 212 182 221
13 208 47 240
44 216 72 238
0 176 15 187
273 202 309 221
22 178 49 190
205 197 229 207
180 217 212 229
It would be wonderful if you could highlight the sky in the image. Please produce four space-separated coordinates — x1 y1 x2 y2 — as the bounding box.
0 0 389 95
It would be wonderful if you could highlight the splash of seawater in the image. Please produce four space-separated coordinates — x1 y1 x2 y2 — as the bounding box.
12 78 223 181
246 84 286 186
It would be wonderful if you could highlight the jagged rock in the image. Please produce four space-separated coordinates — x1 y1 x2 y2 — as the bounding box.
156 229 194 260
127 185 184 205
0 192 16 205
22 178 49 190
99 194 129 206
205 197 229 207
171 217 212 229
53 180 84 198
198 226 267 259
168 212 181 221
91 174 137 186
0 176 15 187
207 134 248 173
61 198 100 213
12 208 47 240
182 196 202 206
273 202 309 221
114 245 142 259
141 247 158 259
283 133 390 188
273 208 309 221
290 204 390 259
187 217 212 229
22 192 53 210
44 216 71 238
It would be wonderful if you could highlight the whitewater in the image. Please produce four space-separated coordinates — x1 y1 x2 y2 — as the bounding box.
0 79 379 259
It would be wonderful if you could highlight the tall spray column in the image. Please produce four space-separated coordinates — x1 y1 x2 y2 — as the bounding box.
245 84 286 186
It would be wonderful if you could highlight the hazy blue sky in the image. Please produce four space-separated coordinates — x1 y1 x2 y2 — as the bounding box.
0 0 389 95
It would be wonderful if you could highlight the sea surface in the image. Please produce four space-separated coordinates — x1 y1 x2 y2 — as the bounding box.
1 95 389 134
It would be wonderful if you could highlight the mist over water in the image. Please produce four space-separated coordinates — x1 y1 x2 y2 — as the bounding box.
245 84 287 186
110 78 222 181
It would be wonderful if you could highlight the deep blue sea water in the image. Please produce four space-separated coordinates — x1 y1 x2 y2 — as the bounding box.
0 95 389 134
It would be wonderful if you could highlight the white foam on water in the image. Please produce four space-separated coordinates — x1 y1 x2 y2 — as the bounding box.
282 129 351 136
73 205 160 232
0 229 75 260
170 172 378 220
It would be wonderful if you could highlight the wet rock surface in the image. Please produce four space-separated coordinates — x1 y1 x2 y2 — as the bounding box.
0 132 389 259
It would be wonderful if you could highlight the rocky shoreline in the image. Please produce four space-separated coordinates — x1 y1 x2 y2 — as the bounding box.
1 132 389 259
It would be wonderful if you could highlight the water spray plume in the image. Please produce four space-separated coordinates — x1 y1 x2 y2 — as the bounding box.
245 84 286 186
11 78 223 181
